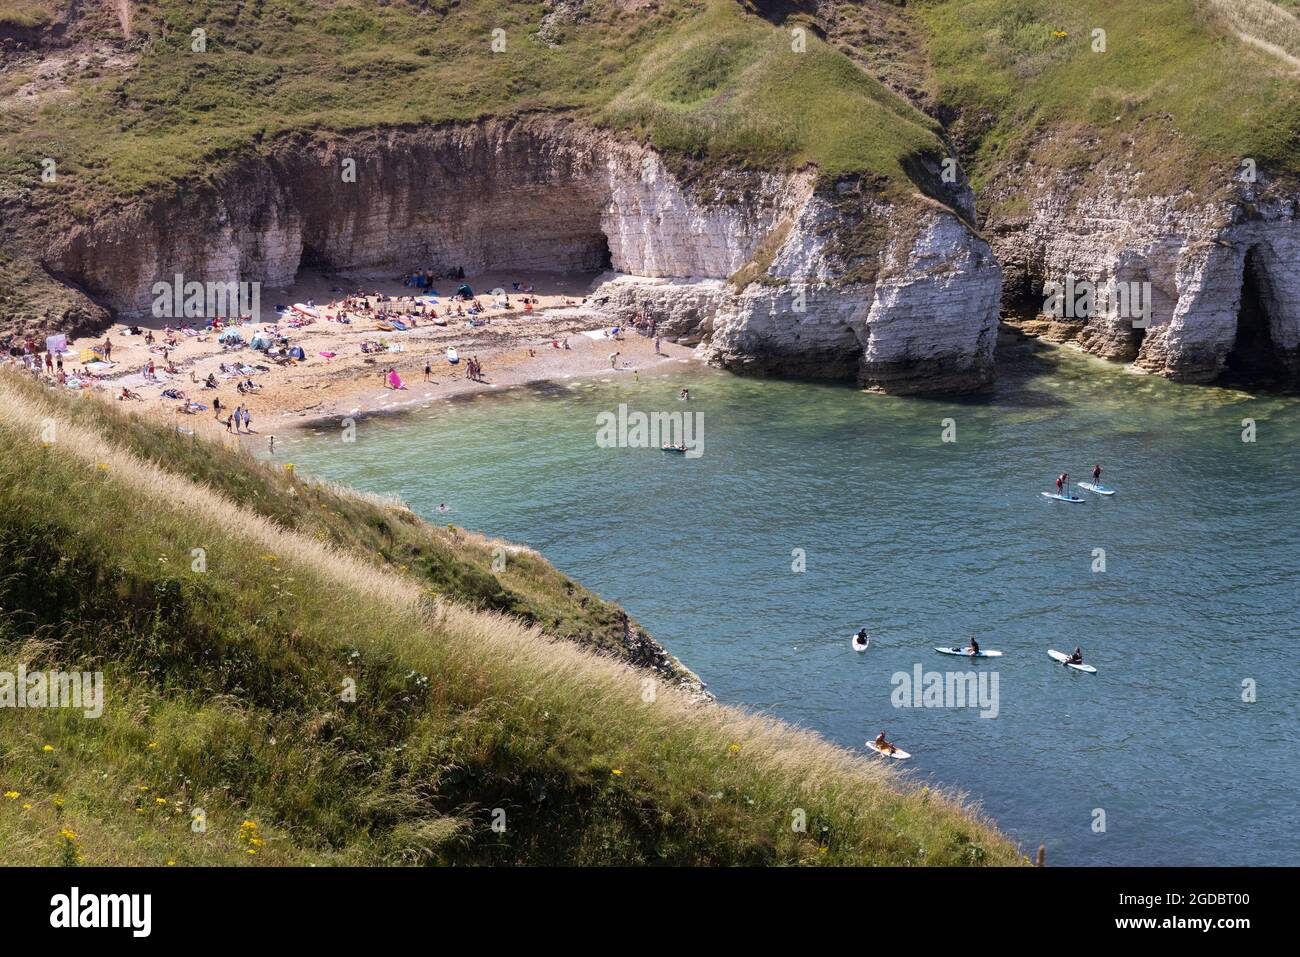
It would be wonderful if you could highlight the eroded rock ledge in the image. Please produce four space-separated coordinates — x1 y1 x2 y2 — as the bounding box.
986 160 1300 387
41 117 1001 395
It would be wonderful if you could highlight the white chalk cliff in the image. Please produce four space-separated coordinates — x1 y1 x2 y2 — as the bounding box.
987 163 1300 384
44 118 1002 394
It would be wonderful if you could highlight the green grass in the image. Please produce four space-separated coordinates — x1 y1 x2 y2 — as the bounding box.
0 1 55 31
914 0 1300 194
2 372 696 681
0 368 1023 865
0 0 949 206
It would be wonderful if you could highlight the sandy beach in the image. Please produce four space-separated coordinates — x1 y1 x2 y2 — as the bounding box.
14 269 696 446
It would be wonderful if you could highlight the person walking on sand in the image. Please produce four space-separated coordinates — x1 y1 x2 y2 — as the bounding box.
655 335 662 355
424 360 432 382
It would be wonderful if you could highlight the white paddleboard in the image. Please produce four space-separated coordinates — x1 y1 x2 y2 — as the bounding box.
851 633 870 652
935 646 1002 658
1048 649 1097 673
1077 482 1115 496
866 742 910 760
1042 491 1085 503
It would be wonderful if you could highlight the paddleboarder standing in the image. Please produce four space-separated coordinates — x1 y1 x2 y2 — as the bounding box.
1092 463 1102 487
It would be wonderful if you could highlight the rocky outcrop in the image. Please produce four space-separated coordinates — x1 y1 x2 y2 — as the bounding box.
987 163 1300 385
40 116 1001 393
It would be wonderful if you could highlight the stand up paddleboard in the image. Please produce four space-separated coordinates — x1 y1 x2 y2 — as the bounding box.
851 633 870 652
1077 482 1116 496
1048 649 1097 673
866 742 910 760
1042 492 1085 503
935 646 1002 658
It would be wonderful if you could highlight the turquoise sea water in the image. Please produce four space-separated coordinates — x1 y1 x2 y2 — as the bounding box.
275 334 1300 865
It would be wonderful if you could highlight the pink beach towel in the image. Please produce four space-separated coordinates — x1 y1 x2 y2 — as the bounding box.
388 370 406 390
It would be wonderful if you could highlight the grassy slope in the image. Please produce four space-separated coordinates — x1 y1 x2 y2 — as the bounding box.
0 370 1023 865
0 0 946 205
913 0 1300 199
7 380 689 678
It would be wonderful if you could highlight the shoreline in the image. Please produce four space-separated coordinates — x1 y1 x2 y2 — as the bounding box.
16 269 701 445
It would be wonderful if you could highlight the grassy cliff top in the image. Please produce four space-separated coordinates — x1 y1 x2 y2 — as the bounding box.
913 0 1300 196
0 369 1023 865
0 0 947 208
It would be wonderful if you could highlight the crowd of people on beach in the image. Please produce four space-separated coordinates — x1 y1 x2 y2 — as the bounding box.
3 268 679 455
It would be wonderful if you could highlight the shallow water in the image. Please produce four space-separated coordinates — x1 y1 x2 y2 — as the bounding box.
275 334 1300 865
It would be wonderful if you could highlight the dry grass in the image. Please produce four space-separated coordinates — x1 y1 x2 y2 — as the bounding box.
1202 0 1300 69
0 368 1024 865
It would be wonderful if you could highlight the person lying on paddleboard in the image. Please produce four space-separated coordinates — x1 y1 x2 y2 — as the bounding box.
1065 646 1084 665
873 732 896 754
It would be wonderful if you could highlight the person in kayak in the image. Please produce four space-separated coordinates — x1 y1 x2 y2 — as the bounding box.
873 732 897 755
1091 463 1102 486
1065 645 1084 665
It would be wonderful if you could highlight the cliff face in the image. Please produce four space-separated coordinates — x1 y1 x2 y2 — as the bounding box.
987 165 1300 386
41 117 1001 395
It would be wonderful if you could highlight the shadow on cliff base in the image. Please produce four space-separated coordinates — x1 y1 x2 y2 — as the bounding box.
1221 247 1298 393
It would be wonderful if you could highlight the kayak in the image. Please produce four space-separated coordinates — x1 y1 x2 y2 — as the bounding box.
1048 649 1097 673
1077 482 1116 496
866 742 910 760
1042 492 1085 503
661 445 687 454
935 646 1003 658
851 632 870 652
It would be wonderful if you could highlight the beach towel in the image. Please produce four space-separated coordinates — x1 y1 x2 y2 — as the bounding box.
387 370 406 390
79 347 106 362
46 334 68 355
319 351 336 359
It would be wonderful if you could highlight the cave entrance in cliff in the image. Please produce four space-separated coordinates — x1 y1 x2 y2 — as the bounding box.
1226 247 1285 382
299 243 335 276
